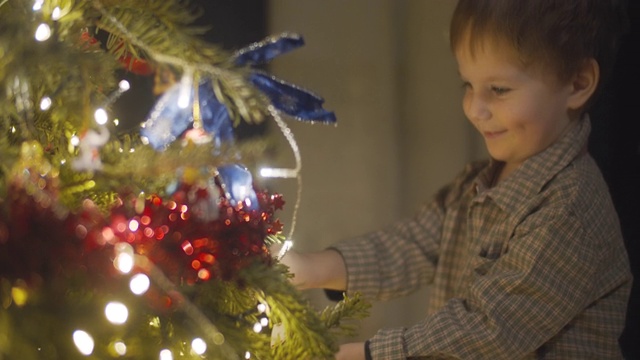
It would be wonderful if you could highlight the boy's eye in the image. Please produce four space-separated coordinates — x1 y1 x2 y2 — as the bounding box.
490 86 511 95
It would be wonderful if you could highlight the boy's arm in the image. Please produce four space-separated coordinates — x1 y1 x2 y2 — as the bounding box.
278 248 347 291
279 162 482 298
365 210 630 359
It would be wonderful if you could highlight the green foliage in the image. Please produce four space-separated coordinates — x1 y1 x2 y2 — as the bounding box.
0 0 370 359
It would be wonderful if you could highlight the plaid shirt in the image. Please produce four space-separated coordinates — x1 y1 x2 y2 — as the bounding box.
332 118 632 359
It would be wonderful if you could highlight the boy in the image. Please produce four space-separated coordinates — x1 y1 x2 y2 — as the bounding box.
280 1 632 358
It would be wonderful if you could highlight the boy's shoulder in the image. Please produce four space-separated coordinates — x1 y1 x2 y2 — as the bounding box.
515 153 621 247
540 153 614 216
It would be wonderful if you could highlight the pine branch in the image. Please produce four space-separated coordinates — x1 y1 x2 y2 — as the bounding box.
93 0 271 126
320 292 371 338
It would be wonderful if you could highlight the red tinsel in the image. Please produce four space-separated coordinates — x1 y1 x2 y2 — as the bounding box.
0 170 285 309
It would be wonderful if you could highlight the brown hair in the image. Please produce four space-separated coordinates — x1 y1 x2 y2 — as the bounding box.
450 0 628 89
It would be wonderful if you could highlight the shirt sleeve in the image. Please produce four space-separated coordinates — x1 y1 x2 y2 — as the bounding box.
368 209 607 359
330 199 443 300
330 162 483 301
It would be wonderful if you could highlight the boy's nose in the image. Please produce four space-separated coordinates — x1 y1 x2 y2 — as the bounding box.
464 93 491 122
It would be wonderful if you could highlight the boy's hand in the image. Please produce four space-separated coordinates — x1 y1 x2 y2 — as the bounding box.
272 246 347 291
335 342 366 360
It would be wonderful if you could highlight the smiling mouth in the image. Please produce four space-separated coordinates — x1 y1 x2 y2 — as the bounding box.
483 130 507 139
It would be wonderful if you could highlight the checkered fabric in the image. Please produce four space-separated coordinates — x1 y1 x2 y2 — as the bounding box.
332 117 632 359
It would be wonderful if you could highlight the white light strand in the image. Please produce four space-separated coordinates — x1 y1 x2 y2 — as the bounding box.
177 68 194 109
277 240 293 262
101 79 131 108
259 167 298 179
267 106 302 247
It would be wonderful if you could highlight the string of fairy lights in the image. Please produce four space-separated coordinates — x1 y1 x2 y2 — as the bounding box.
18 0 307 358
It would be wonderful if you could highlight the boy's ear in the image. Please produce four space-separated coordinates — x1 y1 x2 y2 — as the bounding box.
567 58 600 110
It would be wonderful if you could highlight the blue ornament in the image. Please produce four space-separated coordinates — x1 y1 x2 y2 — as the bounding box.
234 33 304 66
250 72 336 123
141 82 193 150
216 164 258 210
234 33 336 124
141 80 234 150
198 81 235 147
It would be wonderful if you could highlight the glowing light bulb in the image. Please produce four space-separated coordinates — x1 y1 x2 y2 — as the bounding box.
114 341 127 356
105 301 129 324
10 126 16 134
113 119 120 126
114 242 135 273
252 323 263 333
39 96 52 111
159 349 173 360
119 80 131 91
70 135 80 147
73 330 95 355
191 338 207 355
32 0 44 11
129 274 150 295
94 108 108 125
245 351 251 359
260 317 269 326
35 23 51 41
257 303 267 313
51 7 61 20
115 253 133 273
128 219 139 232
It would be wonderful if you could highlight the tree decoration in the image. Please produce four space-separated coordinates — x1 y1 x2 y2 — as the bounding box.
0 0 369 359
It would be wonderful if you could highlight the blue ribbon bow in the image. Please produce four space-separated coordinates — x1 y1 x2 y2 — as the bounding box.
141 33 337 207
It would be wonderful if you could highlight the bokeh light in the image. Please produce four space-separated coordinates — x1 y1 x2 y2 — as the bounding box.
159 349 173 360
129 273 150 295
114 341 127 356
35 23 51 41
191 338 207 355
105 301 129 324
73 330 94 355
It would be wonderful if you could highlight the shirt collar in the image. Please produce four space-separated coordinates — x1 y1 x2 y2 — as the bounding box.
473 116 591 212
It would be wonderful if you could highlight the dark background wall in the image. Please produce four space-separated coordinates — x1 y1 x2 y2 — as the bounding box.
591 1 640 358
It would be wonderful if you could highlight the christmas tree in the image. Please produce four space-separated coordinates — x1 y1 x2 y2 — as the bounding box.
0 0 368 359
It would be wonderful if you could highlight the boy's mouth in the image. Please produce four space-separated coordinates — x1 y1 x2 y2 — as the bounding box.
483 130 507 139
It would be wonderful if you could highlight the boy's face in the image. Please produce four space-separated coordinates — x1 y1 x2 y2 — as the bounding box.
455 36 576 173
